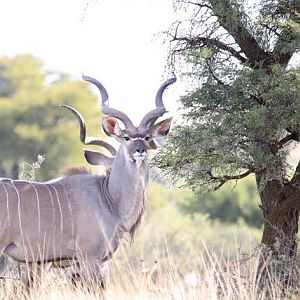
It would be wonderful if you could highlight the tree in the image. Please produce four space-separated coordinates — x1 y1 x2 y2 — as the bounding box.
156 0 300 287
0 54 102 180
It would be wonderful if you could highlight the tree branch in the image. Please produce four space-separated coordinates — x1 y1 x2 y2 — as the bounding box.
286 125 300 141
206 60 226 85
187 1 212 10
172 36 247 63
272 0 300 67
207 168 253 190
268 133 299 154
209 0 271 68
278 133 298 147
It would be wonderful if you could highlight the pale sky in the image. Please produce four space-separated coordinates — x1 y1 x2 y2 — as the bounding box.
1 0 299 129
0 0 181 124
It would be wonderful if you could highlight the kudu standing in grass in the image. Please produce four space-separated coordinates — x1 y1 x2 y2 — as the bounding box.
0 75 175 286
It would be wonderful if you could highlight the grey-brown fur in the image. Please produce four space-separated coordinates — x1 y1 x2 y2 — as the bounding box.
62 166 91 176
0 147 149 282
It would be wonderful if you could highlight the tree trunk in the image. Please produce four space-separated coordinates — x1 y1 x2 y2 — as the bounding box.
256 173 300 293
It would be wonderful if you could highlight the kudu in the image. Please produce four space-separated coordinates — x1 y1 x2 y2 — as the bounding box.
0 75 175 285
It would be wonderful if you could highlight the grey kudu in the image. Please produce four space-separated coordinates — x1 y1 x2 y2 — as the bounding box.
0 75 175 286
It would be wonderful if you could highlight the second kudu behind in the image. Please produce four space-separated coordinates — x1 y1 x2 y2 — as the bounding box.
0 75 176 286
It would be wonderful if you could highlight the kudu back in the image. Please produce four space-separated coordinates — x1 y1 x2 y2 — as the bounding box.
0 75 175 284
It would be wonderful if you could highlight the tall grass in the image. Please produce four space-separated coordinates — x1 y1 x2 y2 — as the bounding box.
0 242 298 300
7 158 297 299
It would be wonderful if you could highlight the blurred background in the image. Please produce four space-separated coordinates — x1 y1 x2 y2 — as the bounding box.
0 0 264 265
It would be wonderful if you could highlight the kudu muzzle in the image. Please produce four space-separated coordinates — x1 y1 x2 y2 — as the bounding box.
131 139 147 163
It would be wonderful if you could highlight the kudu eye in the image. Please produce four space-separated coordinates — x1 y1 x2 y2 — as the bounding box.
124 136 130 141
145 136 150 141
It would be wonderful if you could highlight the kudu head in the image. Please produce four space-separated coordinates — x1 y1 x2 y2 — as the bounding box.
62 75 176 168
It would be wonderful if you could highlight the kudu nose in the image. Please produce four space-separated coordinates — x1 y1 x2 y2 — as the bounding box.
136 148 145 154
134 140 147 156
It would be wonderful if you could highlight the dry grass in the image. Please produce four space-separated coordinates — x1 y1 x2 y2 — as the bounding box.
0 243 298 300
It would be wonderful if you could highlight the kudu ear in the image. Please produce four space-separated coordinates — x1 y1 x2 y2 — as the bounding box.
150 117 173 138
102 116 122 137
84 149 114 168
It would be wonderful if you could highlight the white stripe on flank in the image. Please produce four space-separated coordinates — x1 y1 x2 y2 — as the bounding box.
44 185 56 224
0 182 11 227
58 182 75 239
30 183 41 237
44 184 57 261
10 181 26 249
50 184 64 234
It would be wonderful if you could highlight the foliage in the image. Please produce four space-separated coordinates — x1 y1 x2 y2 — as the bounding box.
157 0 300 188
127 183 261 267
149 174 262 228
156 63 300 191
0 54 102 180
178 176 263 228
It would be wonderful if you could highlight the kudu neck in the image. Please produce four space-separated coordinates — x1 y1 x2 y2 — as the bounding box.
108 145 149 201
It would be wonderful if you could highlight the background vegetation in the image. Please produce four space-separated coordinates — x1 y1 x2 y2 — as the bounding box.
0 54 263 255
0 54 101 180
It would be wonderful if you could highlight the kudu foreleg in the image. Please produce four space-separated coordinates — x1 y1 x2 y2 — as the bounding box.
71 259 107 290
0 256 7 277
